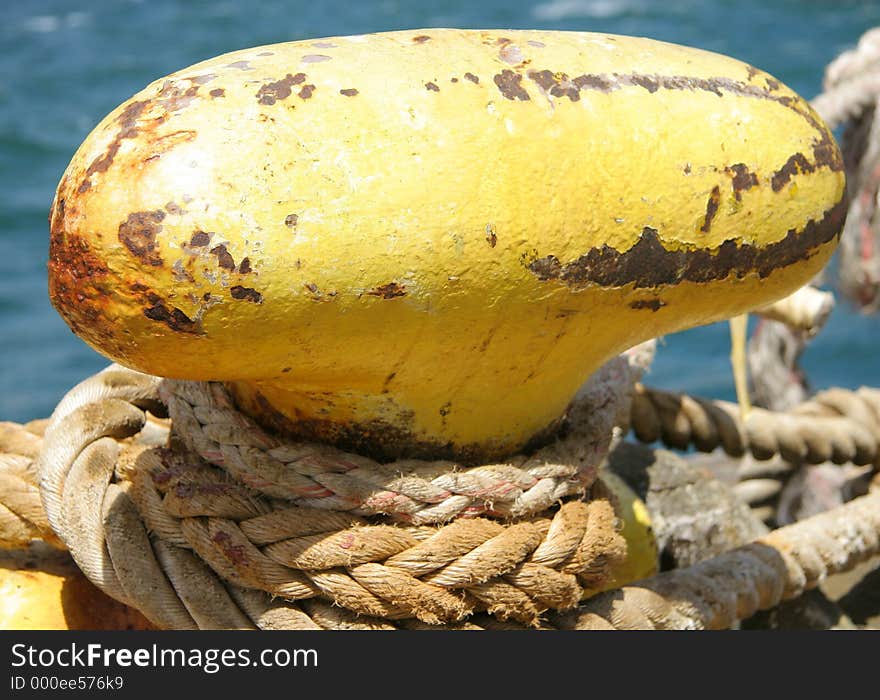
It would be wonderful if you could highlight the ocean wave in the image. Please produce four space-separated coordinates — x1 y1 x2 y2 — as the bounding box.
531 0 641 21
21 12 90 34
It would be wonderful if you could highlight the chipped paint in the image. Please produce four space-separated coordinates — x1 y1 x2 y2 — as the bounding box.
494 70 530 100
118 210 165 266
49 29 846 463
256 73 305 105
527 199 845 290
367 282 407 299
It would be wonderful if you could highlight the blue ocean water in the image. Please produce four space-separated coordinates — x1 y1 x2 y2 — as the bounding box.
1 0 878 422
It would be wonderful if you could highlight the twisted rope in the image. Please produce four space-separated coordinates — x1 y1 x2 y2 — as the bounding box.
163 380 598 524
0 420 61 548
809 26 880 311
559 488 880 629
812 27 880 130
35 365 629 629
630 384 880 466
3 363 879 629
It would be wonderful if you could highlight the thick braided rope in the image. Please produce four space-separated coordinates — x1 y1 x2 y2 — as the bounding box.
559 488 880 629
630 384 880 466
20 365 880 629
0 420 61 548
35 366 628 628
811 27 880 129
159 352 636 525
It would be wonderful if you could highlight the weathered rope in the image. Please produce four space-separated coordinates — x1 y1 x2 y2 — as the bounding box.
558 488 880 629
34 365 629 628
811 26 880 312
163 380 596 524
3 362 878 629
0 420 61 548
629 383 880 466
753 285 834 337
812 27 880 130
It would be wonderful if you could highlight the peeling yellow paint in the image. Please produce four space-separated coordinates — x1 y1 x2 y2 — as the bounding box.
49 29 845 461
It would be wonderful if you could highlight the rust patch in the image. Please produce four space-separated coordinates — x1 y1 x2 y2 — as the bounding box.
412 35 431 43
527 69 579 101
630 299 667 311
340 88 359 96
464 72 480 84
285 213 298 228
451 77 459 83
235 387 560 465
118 210 165 266
701 186 721 233
238 257 252 274
494 70 530 100
190 230 211 247
256 73 305 105
79 99 149 191
210 244 235 270
425 81 440 92
526 198 845 289
771 152 815 192
572 74 614 91
156 80 200 112
528 69 556 91
230 285 263 303
485 223 497 248
209 88 225 98
627 74 660 92
367 282 407 299
143 301 199 333
48 224 111 338
726 163 759 200
298 84 316 99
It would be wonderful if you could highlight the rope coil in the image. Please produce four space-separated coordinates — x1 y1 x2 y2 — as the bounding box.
34 365 630 629
629 383 880 466
0 420 61 549
558 488 880 630
0 363 877 628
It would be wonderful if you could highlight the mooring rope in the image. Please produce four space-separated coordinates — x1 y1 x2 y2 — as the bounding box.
31 365 632 629
0 420 61 549
812 27 880 130
559 487 880 629
629 383 880 466
2 363 878 628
